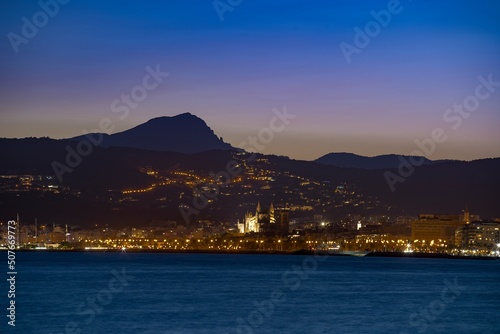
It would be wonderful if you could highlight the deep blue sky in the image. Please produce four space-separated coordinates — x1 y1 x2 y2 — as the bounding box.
1 0 499 160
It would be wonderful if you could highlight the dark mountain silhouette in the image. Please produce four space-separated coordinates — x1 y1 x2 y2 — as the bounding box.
316 152 453 169
0 137 153 190
1 112 499 227
70 113 234 154
1 137 500 223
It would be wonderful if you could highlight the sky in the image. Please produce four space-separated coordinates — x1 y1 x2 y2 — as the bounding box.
0 0 499 161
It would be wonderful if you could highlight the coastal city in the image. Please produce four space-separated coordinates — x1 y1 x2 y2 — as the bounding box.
2 206 499 257
2 151 499 258
2 1 500 333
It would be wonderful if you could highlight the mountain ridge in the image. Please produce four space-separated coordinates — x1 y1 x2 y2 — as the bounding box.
69 112 234 154
1 137 499 226
3 114 496 162
315 152 455 169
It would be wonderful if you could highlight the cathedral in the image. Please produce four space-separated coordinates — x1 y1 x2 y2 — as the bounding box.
238 202 289 236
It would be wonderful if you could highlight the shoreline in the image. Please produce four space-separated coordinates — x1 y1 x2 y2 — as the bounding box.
3 248 498 260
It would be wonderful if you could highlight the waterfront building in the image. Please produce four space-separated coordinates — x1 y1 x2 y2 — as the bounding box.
455 221 500 250
411 209 475 245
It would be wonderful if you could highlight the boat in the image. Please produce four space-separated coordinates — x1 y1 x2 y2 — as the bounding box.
323 243 369 256
326 249 370 257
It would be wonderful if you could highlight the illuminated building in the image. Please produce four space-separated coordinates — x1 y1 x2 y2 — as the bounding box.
237 220 245 234
242 202 289 236
411 209 475 245
455 221 500 250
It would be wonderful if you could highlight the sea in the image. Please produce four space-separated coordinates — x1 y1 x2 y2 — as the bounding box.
2 252 500 334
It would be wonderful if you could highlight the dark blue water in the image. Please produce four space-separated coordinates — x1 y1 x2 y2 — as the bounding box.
2 252 499 334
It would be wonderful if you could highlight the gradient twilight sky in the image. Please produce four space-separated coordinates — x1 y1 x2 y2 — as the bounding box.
1 0 499 160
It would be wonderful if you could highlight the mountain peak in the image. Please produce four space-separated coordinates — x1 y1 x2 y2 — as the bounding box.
71 113 233 154
149 112 196 121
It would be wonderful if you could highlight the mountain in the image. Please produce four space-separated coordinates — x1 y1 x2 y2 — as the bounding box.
315 152 452 169
1 112 499 227
1 136 500 228
70 113 234 154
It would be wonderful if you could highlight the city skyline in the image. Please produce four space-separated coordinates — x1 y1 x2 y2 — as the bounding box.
1 1 500 160
1 2 500 333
